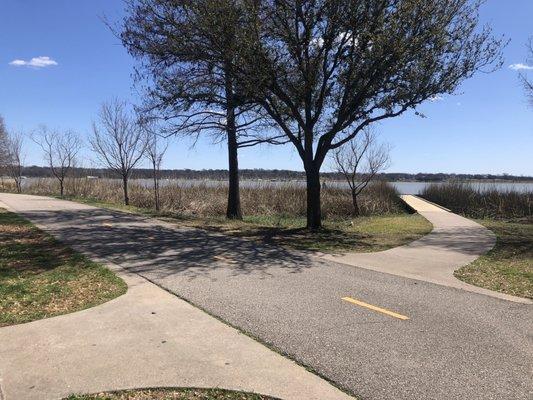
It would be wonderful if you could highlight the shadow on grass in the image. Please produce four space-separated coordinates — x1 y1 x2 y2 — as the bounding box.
0 209 126 326
489 222 532 256
0 211 73 276
199 223 374 252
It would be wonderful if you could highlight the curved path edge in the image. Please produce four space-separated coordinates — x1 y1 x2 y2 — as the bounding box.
0 195 353 400
316 195 531 304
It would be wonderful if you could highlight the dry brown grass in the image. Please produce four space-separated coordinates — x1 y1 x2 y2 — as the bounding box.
16 177 407 218
421 181 532 220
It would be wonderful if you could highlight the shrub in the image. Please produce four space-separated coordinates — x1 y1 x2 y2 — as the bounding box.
421 181 532 220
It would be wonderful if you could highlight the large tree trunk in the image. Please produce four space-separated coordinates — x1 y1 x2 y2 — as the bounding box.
351 189 360 216
305 163 322 230
226 128 242 219
122 175 129 205
225 63 242 220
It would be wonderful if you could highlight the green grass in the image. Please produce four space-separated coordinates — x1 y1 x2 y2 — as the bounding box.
0 208 127 327
185 213 432 253
65 388 277 400
455 220 532 299
59 196 433 253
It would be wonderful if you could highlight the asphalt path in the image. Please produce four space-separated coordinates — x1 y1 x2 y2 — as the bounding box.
1 193 531 400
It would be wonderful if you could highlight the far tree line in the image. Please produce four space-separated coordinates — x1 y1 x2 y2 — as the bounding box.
8 166 532 183
2 0 518 229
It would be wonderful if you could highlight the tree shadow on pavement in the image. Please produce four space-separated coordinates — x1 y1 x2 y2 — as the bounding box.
18 208 315 281
404 225 495 255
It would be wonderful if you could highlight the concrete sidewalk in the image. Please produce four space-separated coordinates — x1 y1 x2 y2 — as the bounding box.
318 195 529 303
0 195 353 400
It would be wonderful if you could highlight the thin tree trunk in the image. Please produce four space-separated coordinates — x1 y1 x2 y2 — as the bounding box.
305 163 322 230
122 175 129 205
351 189 360 216
154 178 159 211
155 180 160 211
59 179 64 197
153 161 160 211
225 63 242 220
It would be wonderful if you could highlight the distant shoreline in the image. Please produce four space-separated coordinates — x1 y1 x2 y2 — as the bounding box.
13 166 533 183
7 177 533 184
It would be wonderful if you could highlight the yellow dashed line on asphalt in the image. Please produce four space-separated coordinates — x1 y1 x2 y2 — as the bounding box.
342 297 409 320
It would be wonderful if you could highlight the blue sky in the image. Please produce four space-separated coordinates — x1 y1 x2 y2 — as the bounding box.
1 0 532 175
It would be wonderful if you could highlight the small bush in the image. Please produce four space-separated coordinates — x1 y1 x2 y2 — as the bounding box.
421 181 532 220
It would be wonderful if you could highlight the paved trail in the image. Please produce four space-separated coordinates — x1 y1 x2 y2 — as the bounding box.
320 195 525 302
0 193 531 400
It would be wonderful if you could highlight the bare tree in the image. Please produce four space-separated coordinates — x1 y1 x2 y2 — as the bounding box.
32 126 81 197
142 122 169 211
332 130 390 216
90 99 147 205
119 0 286 220
5 132 25 193
237 0 503 229
519 38 533 106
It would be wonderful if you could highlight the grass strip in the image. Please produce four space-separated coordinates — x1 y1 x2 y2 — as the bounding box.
455 220 532 299
0 208 127 327
65 387 278 400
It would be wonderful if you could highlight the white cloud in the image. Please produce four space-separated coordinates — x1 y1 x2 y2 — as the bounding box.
9 56 58 68
509 63 533 71
429 95 443 102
